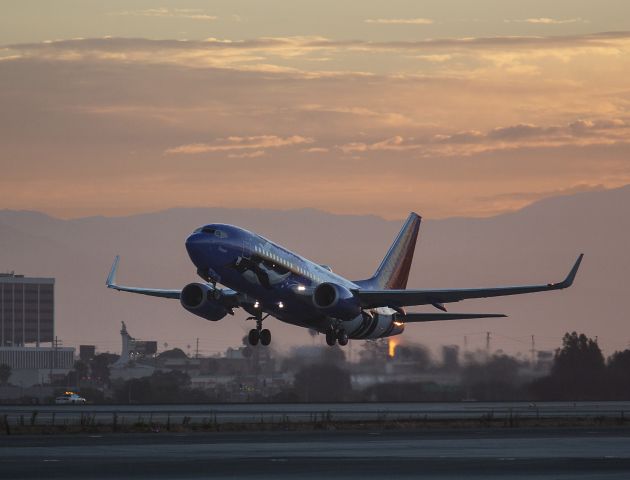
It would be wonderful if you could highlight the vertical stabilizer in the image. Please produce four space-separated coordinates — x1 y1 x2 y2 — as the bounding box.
358 212 421 290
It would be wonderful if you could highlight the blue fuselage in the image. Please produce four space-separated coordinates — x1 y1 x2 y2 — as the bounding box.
185 224 362 332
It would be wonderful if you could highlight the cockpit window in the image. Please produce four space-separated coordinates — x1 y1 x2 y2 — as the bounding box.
193 226 228 237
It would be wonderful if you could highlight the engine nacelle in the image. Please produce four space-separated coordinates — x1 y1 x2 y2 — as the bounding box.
347 309 405 339
180 283 229 321
312 282 362 320
387 312 405 337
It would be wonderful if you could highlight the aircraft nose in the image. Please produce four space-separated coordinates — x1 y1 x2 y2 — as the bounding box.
186 232 205 245
185 233 209 265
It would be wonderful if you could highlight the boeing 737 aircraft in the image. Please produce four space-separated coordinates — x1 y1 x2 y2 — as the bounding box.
106 213 583 347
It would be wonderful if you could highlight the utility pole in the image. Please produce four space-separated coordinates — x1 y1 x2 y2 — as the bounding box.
530 335 536 366
195 338 199 359
50 336 59 385
463 335 468 352
486 332 491 355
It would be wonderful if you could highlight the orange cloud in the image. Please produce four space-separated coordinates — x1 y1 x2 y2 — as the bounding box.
365 18 434 25
519 18 587 25
112 8 217 21
165 136 314 155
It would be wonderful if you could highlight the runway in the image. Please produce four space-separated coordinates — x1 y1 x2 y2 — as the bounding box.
2 428 630 479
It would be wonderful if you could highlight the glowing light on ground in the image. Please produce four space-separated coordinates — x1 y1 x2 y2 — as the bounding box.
388 338 398 358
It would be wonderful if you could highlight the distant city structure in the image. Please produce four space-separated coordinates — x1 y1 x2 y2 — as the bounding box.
0 272 75 387
110 322 159 380
0 272 558 400
0 272 54 346
79 344 96 363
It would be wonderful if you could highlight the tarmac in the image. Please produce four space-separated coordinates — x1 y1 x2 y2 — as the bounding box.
2 427 630 479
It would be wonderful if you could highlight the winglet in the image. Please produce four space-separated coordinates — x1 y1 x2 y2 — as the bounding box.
106 255 120 288
557 253 584 288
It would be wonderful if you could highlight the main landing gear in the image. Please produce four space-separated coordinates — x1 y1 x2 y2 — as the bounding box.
325 327 349 347
247 314 271 346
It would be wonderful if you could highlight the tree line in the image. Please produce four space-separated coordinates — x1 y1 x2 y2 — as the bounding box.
3 331 629 403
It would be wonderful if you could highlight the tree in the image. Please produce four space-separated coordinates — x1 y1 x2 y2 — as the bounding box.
77 386 106 404
150 370 191 401
157 348 188 361
320 345 346 364
358 339 388 366
293 364 352 402
90 353 119 385
395 344 432 370
66 360 91 387
553 332 605 375
463 354 526 401
531 332 605 400
0 364 11 385
114 370 193 403
607 350 630 399
74 360 89 381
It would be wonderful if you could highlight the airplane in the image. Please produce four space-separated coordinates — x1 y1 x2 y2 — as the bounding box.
106 213 583 347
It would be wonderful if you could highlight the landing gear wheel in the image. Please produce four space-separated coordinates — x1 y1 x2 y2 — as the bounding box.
337 329 349 346
248 328 260 346
260 329 271 346
325 329 337 346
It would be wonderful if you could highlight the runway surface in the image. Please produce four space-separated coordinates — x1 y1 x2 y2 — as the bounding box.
2 428 630 479
3 401 630 425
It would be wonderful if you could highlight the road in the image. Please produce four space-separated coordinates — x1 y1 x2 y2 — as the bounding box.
2 428 630 479
2 401 630 426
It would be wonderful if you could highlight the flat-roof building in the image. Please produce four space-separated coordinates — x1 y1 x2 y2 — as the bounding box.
0 346 74 369
0 273 54 346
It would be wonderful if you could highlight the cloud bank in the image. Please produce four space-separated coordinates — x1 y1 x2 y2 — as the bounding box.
1 31 629 219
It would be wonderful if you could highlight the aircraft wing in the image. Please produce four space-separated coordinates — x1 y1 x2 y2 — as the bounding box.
355 254 583 309
403 312 506 322
106 256 239 308
106 256 182 299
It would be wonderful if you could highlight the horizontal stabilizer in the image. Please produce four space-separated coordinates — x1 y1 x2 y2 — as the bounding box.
402 312 506 323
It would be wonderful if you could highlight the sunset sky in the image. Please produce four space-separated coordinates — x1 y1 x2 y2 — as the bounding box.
2 1 630 219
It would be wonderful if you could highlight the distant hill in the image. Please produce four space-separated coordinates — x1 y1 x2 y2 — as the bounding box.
1 185 629 356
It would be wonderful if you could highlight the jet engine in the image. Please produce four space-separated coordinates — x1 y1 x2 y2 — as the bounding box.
312 282 362 320
344 309 405 339
380 310 405 337
180 283 229 321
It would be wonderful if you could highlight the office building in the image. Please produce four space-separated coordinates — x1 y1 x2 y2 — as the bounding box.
0 272 54 346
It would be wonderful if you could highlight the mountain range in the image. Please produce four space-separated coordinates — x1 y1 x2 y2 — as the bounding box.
1 185 629 357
